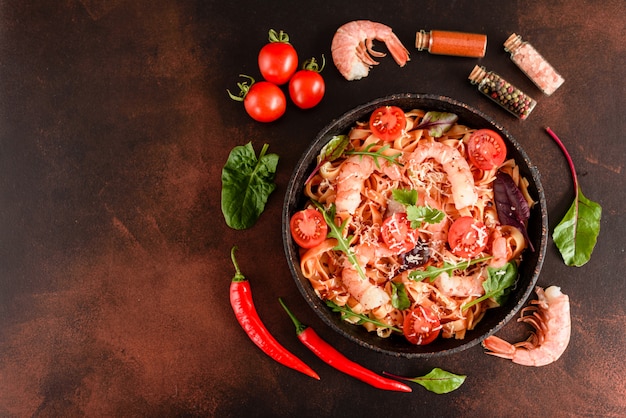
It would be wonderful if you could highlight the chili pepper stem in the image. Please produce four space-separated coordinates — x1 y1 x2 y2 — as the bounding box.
230 246 246 282
279 298 308 335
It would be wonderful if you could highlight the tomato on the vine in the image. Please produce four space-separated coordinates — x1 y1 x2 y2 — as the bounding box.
228 75 286 123
258 29 298 85
447 216 488 258
467 129 507 170
381 213 419 254
369 106 406 142
403 305 441 345
289 56 325 109
289 208 328 248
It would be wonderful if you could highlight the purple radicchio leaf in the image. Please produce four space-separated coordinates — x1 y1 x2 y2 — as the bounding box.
415 112 458 138
493 172 534 252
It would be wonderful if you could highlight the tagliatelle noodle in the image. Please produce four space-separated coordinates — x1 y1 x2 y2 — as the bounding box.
298 108 534 341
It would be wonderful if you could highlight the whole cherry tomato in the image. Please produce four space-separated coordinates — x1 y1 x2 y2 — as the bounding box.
289 56 326 109
228 75 286 123
258 29 298 85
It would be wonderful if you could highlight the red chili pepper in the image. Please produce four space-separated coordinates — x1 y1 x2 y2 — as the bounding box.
229 247 319 380
279 298 412 392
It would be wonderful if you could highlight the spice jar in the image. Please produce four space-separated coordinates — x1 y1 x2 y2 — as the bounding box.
504 33 564 95
415 30 487 58
468 65 537 120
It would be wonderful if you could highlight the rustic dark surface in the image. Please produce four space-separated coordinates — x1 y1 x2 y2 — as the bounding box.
1 1 625 417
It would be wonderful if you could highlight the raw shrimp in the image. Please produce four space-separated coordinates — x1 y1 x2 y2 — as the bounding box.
331 20 410 81
335 155 401 214
341 263 390 310
482 286 570 366
407 141 478 210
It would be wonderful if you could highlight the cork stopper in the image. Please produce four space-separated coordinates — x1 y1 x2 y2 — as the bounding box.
503 33 523 53
468 65 487 84
415 30 431 51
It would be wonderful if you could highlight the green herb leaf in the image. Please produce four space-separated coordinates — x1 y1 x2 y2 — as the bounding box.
326 300 402 332
553 187 602 267
345 144 403 168
383 368 466 394
406 205 446 229
305 135 351 184
391 188 417 206
462 262 517 310
312 201 367 281
415 112 458 138
390 282 410 310
408 257 491 282
221 142 278 229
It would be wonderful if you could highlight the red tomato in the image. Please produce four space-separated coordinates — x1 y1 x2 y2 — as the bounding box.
381 213 419 254
289 209 328 248
467 129 507 170
258 30 298 85
288 57 325 109
403 305 441 345
447 216 488 258
228 75 286 122
369 106 406 142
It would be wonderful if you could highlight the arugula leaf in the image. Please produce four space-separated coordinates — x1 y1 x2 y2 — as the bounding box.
462 262 517 310
546 128 602 267
221 142 278 229
326 300 402 332
408 257 491 282
345 143 403 168
390 282 410 310
415 112 458 138
312 201 367 281
383 368 466 394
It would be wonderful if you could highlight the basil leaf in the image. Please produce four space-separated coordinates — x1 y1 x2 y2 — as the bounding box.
383 368 466 394
553 187 602 267
462 262 517 310
390 282 410 310
415 112 458 138
221 142 278 229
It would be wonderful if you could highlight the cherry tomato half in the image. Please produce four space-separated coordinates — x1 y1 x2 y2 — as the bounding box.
243 81 286 123
403 305 441 345
447 216 488 258
258 30 298 85
289 208 328 249
381 213 419 254
467 129 507 170
288 57 325 109
369 106 406 142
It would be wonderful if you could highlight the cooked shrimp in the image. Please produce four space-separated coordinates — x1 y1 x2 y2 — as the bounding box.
335 155 401 214
407 141 478 210
331 20 410 81
434 270 485 298
482 286 570 366
341 263 390 310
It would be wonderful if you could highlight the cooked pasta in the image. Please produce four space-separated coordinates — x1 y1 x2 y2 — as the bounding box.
296 108 535 343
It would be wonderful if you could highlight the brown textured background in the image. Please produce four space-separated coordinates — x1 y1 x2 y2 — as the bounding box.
1 1 625 417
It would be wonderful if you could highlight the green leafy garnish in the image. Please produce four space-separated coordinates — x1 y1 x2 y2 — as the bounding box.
345 143 403 168
383 368 466 394
415 112 458 138
390 282 410 310
312 201 366 281
305 135 351 184
221 142 278 229
462 262 517 310
391 188 445 229
408 257 491 282
546 127 602 267
326 300 402 332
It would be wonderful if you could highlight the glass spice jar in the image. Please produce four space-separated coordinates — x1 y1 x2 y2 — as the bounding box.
504 33 564 95
468 65 537 120
415 30 487 58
